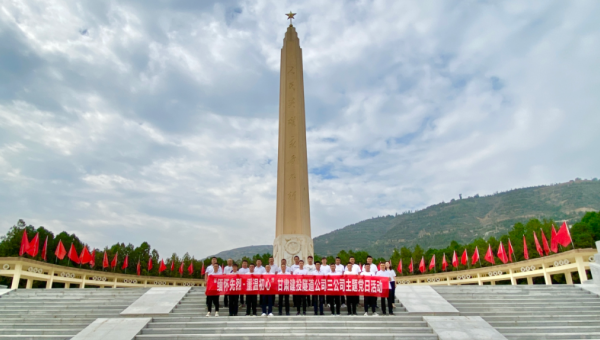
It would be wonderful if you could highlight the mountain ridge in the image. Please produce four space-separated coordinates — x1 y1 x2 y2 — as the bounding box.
213 179 600 259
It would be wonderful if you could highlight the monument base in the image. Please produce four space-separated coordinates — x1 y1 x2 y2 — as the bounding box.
273 234 314 266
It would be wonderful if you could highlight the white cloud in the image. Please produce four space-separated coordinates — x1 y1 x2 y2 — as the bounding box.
0 0 598 258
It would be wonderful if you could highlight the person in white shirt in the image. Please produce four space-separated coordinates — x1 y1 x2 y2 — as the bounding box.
380 261 396 315
349 257 361 274
335 257 346 307
312 262 325 315
327 263 342 315
228 263 239 316
237 260 249 307
260 265 274 316
268 257 279 274
276 264 290 315
205 257 222 277
360 264 377 316
305 256 316 305
279 259 292 273
244 264 257 316
343 263 358 315
223 259 234 307
205 263 221 317
320 257 331 274
290 256 301 272
254 259 267 274
293 260 308 315
365 256 378 273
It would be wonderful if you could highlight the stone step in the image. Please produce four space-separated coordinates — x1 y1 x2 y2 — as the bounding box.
0 336 72 339
497 326 600 334
135 333 438 339
504 333 600 340
451 301 600 307
152 316 424 322
483 315 600 322
0 329 80 336
147 320 428 328
0 305 131 310
457 306 600 312
461 310 599 316
141 326 433 335
490 320 600 327
0 323 91 329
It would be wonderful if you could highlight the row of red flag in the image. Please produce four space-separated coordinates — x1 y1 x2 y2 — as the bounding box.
395 222 573 274
19 232 207 276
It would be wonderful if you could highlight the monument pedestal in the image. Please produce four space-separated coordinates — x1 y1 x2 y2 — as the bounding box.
273 234 313 266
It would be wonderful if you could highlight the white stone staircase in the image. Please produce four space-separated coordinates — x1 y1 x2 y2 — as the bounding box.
434 285 600 340
0 288 148 339
135 287 438 339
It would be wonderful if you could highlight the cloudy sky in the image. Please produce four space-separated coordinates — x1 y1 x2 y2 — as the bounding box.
1 1 599 259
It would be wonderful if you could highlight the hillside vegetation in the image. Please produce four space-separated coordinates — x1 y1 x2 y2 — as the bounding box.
314 179 600 257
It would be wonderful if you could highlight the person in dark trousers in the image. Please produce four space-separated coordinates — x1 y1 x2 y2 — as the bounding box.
293 260 308 315
276 263 290 315
360 264 377 316
238 260 250 307
205 263 221 317
343 263 358 315
312 261 325 315
244 264 257 316
260 265 274 316
327 263 341 315
228 263 239 316
381 261 396 315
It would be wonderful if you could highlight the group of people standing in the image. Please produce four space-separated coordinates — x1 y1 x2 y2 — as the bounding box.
204 255 397 317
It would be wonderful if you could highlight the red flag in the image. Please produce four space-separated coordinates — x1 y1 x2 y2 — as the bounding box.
27 233 40 257
111 252 118 268
408 258 414 273
497 242 508 264
550 225 559 253
471 246 480 265
122 254 129 270
541 229 550 256
159 259 166 273
148 256 153 271
170 261 175 272
523 235 529 260
55 240 67 260
137 260 141 276
442 254 448 271
19 231 30 256
67 243 80 264
461 249 468 266
451 250 458 268
507 240 514 262
188 262 194 275
41 236 48 261
484 244 495 264
419 257 426 273
397 259 402 273
533 231 544 257
201 262 206 275
179 262 184 275
103 252 109 269
555 222 573 247
79 246 92 265
90 250 96 267
428 255 436 270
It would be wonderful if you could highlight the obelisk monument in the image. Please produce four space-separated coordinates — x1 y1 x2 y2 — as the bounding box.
273 13 314 265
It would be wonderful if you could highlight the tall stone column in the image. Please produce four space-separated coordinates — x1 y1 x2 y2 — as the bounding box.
273 23 314 266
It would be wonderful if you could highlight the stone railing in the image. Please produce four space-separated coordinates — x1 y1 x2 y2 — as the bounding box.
0 257 206 289
395 248 596 286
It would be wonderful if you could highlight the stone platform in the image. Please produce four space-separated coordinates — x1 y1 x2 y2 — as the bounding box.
1 285 600 339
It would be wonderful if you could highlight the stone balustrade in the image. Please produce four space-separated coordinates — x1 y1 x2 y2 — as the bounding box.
0 248 596 289
0 257 206 289
395 248 596 286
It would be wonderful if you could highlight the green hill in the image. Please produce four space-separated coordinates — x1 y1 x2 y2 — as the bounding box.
313 179 600 257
